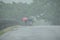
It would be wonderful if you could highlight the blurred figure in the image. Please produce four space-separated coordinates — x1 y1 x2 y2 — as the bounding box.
22 16 34 26
27 16 34 26
22 17 28 25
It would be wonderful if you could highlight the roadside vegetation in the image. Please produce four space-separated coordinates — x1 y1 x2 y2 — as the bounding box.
0 25 18 36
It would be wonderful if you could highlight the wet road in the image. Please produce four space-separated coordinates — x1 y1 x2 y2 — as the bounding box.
0 26 60 40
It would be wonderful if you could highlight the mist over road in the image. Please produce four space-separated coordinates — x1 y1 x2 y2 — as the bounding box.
0 26 60 40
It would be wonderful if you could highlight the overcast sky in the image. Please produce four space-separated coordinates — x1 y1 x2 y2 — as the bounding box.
0 0 33 4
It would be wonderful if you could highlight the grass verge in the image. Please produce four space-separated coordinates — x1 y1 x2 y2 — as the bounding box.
0 25 18 36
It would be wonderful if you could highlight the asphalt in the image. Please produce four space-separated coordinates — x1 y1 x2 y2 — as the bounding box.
0 26 60 40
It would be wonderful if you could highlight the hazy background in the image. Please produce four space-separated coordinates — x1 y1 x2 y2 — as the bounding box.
0 0 60 40
0 0 60 30
0 0 33 4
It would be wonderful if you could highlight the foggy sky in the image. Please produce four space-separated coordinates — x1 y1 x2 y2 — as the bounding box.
0 0 33 4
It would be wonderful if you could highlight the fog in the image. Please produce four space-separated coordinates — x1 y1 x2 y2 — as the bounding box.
0 0 33 4
0 0 60 40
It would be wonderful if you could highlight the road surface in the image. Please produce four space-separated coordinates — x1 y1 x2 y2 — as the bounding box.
0 26 60 40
